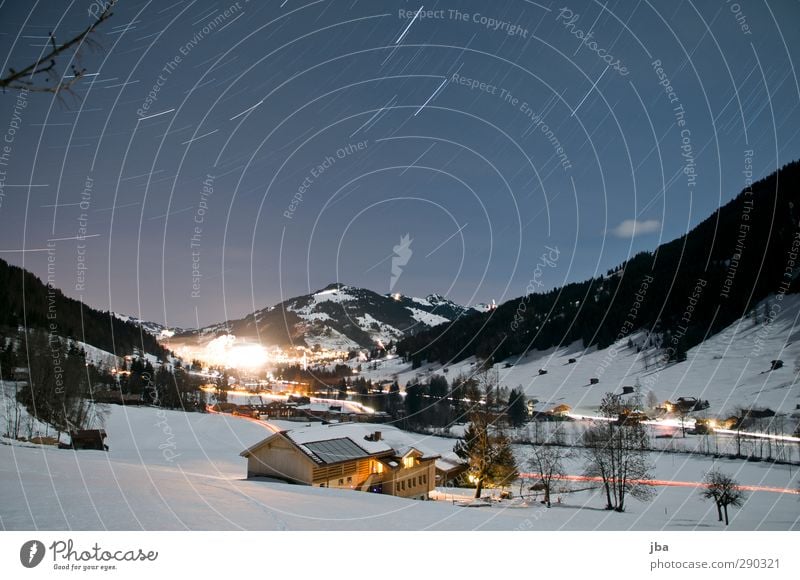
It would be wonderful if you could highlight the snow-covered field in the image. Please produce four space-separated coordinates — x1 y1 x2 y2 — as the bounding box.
361 295 800 417
1 404 797 530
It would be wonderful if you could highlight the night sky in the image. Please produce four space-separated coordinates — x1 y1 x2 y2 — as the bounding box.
1 0 799 329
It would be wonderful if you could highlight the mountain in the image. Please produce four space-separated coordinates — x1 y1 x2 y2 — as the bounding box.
168 283 478 351
112 312 182 340
0 257 169 359
399 160 800 366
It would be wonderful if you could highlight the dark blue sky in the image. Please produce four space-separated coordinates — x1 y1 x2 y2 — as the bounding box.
1 0 799 328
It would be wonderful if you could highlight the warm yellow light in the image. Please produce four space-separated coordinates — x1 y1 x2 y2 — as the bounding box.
203 334 269 369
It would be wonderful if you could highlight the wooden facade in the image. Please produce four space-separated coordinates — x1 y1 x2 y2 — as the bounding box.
241 431 439 499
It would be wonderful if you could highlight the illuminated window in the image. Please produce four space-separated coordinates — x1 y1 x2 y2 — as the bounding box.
403 456 415 469
372 461 384 474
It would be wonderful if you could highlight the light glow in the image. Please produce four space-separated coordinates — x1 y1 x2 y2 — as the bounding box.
203 334 269 369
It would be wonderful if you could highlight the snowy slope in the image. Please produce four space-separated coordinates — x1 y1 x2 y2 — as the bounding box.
359 295 800 417
0 404 796 530
167 283 478 351
112 312 182 340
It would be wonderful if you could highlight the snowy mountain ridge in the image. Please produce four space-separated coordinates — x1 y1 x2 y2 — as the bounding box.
167 283 479 351
112 312 182 340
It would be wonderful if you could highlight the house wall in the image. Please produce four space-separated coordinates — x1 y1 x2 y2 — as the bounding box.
246 440 437 500
312 458 375 489
246 436 313 483
381 459 436 500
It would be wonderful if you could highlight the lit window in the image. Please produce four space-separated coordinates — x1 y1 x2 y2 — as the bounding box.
403 456 415 469
372 460 384 474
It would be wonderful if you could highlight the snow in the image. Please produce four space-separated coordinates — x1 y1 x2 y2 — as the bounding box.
222 391 377 415
0 404 797 530
405 307 450 327
360 295 800 417
74 340 122 368
112 312 179 339
306 287 354 306
303 326 360 351
4 292 800 531
280 422 442 459
302 312 332 322
1 381 68 443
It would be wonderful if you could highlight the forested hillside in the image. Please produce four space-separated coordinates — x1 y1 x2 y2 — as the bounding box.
0 257 168 359
400 161 800 365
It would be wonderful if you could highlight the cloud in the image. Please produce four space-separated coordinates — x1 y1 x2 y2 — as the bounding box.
610 219 661 238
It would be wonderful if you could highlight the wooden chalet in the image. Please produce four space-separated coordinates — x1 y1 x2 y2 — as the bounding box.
240 423 443 500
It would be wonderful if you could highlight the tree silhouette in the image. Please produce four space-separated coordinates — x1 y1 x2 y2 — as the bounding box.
701 470 745 525
0 5 113 95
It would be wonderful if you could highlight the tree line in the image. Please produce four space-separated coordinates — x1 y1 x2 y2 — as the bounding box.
1 327 206 440
0 257 169 358
451 376 746 523
399 161 800 369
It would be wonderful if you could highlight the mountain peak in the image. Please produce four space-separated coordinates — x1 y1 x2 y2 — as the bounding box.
318 282 349 293
169 283 478 350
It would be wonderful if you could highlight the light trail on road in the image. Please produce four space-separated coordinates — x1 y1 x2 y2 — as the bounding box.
519 473 800 495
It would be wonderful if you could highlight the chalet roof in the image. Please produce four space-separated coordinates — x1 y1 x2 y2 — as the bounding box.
434 456 465 473
301 438 374 464
392 446 423 459
240 422 443 466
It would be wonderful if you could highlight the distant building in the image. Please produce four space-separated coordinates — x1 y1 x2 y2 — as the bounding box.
240 423 455 500
549 404 572 417
295 402 390 423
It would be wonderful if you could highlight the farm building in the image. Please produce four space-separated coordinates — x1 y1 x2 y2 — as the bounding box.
240 423 458 500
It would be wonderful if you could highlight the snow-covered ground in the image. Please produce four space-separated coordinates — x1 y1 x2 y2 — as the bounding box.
0 404 797 530
360 294 800 418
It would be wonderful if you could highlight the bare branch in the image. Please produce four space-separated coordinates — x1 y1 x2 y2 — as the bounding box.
0 5 113 94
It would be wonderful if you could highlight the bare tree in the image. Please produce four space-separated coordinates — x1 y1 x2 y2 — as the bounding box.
675 403 691 438
1 378 24 439
583 414 654 512
701 470 745 525
527 443 571 507
645 389 659 411
17 330 96 438
583 423 615 509
0 5 113 95
599 391 623 418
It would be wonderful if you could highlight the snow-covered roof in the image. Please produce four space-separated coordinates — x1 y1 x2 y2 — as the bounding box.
286 423 394 457
242 422 444 466
435 456 467 474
